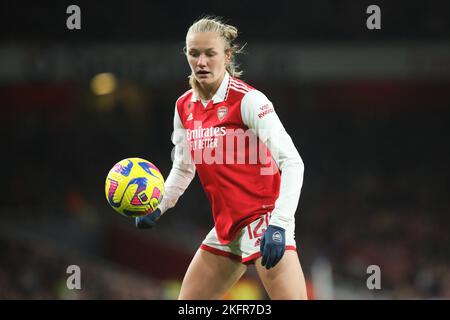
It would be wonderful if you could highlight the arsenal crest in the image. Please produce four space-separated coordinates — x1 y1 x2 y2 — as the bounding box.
217 106 228 121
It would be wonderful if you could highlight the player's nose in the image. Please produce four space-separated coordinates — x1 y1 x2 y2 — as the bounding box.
197 53 207 67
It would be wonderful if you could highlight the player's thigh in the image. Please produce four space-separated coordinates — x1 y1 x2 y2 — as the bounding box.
178 249 247 300
255 250 308 300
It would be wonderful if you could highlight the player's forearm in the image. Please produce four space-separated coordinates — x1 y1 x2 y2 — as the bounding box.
263 122 304 229
158 163 195 214
159 102 196 214
269 156 304 229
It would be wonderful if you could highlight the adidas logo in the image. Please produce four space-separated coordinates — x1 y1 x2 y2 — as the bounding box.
254 238 261 247
187 113 193 121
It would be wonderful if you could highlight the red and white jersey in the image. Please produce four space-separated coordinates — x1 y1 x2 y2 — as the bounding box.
159 72 304 244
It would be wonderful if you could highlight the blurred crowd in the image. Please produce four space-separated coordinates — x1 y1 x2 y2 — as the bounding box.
2 0 450 42
296 106 450 299
1 78 449 299
0 233 162 299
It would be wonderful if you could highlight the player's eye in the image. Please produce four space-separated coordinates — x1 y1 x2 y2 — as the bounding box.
189 51 199 57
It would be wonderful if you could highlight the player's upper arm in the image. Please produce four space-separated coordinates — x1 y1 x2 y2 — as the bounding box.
241 90 302 170
171 104 195 175
241 90 284 142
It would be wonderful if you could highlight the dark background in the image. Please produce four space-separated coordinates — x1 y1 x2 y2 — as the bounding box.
1 0 449 299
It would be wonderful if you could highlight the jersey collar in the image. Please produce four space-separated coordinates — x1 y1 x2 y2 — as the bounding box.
191 72 230 104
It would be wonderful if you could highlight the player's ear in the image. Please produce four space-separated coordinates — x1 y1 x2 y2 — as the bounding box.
224 48 232 64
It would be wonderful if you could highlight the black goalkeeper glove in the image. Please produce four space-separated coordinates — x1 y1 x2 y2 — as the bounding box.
260 225 286 269
135 208 161 229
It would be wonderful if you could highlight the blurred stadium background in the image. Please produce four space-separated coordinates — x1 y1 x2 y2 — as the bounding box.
1 0 449 299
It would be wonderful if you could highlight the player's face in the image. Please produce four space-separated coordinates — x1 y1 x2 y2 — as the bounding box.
186 32 231 90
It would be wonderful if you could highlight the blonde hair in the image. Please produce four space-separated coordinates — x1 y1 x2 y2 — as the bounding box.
186 16 245 92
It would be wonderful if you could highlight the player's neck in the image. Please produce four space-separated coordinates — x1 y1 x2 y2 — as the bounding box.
197 86 213 101
197 73 224 101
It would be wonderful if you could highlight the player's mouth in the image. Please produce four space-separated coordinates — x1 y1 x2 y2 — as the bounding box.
196 70 210 77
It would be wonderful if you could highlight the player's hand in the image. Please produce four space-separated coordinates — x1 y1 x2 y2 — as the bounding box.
260 225 286 269
135 208 161 229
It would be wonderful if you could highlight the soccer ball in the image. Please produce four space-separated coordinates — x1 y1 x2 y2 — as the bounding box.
105 158 165 217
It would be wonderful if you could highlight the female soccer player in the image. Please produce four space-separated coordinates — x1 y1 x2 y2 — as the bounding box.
137 17 308 300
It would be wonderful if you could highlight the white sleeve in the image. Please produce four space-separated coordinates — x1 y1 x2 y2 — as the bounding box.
157 105 196 214
241 90 304 230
